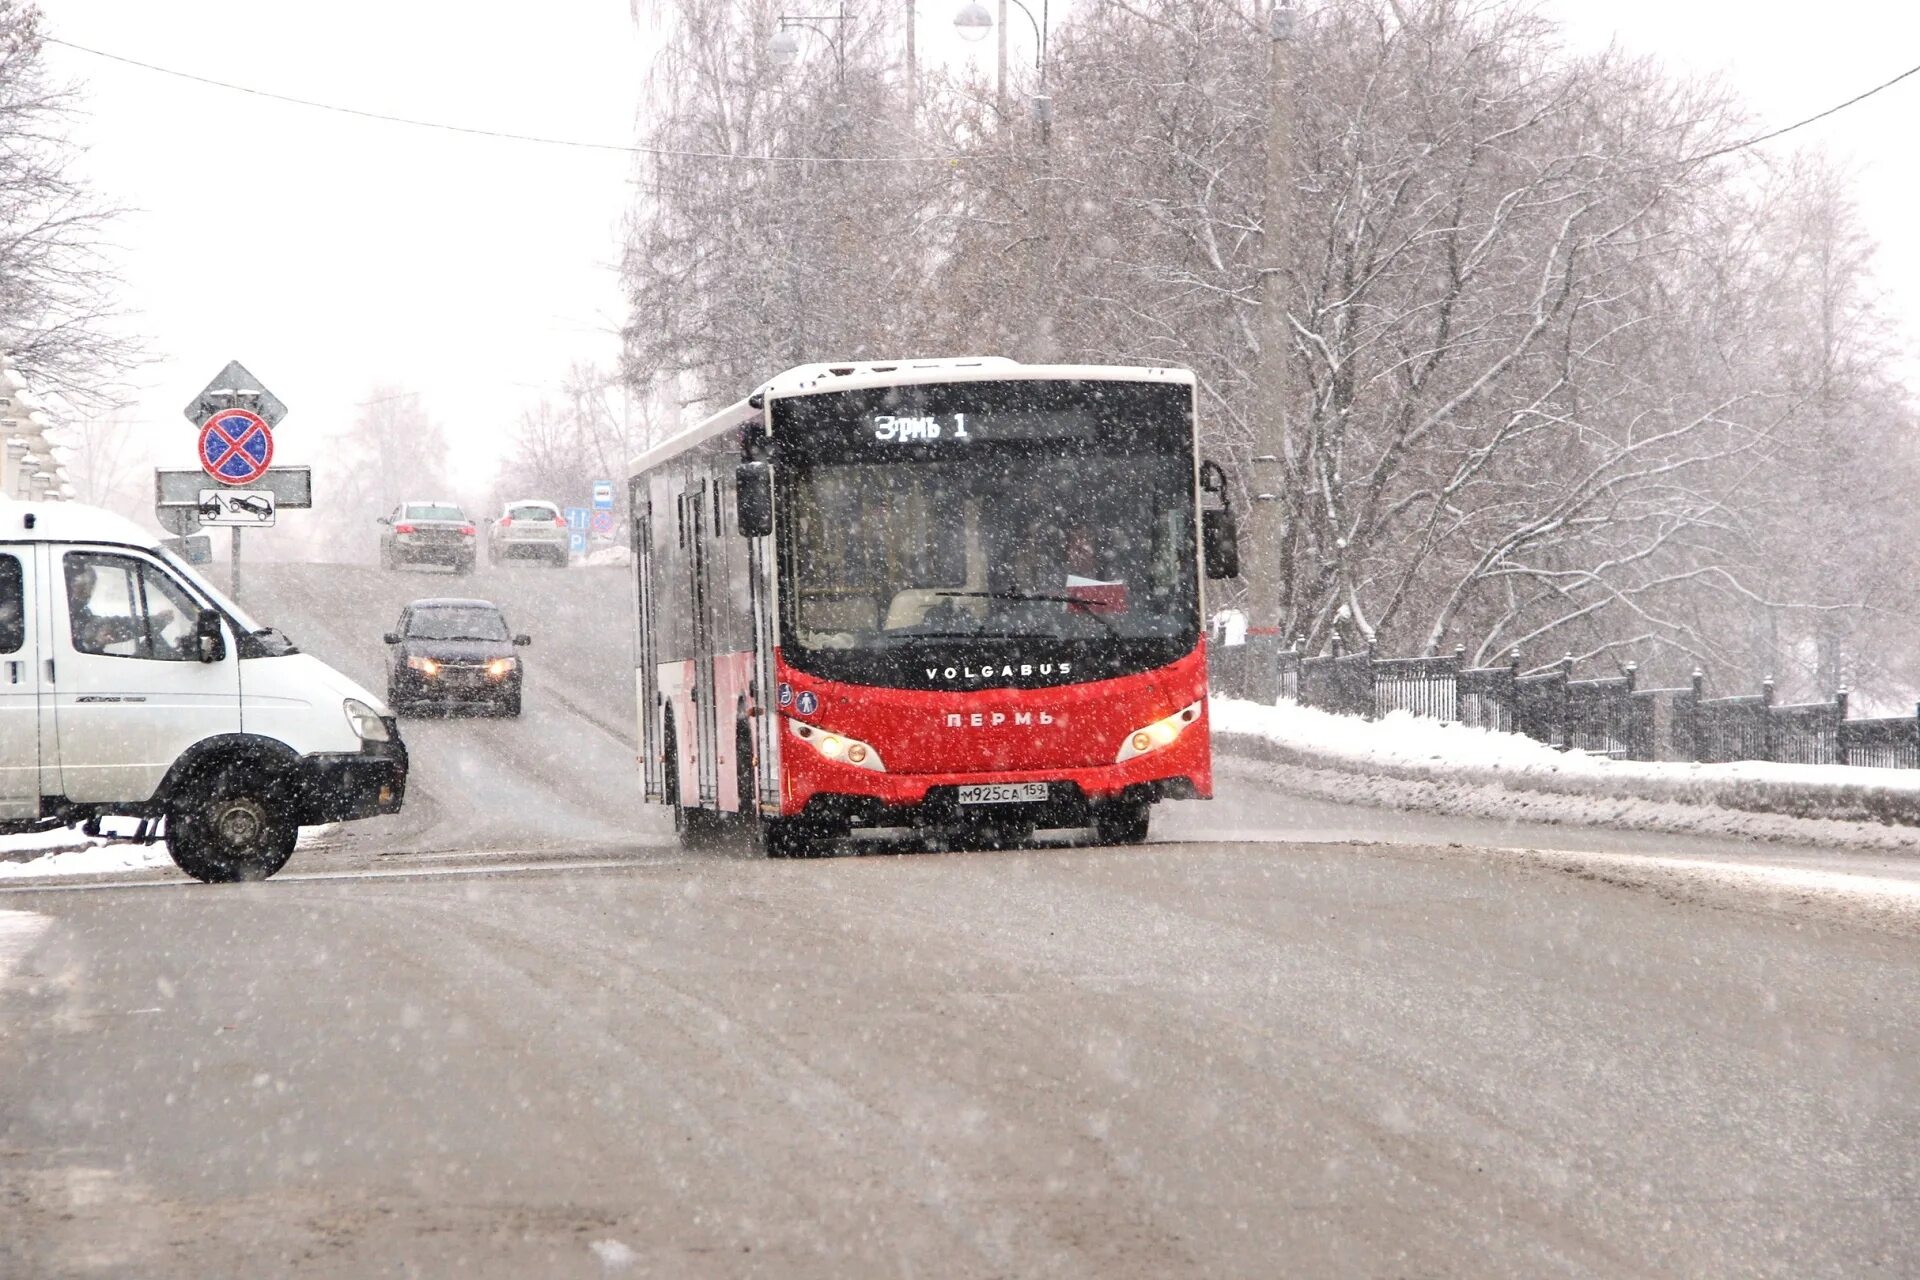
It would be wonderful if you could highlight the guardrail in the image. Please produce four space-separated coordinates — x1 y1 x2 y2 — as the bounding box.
1216 633 1918 768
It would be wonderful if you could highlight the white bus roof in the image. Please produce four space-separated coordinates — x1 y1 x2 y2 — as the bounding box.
628 358 1196 477
0 494 161 550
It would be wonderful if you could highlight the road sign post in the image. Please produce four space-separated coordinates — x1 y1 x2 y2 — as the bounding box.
175 362 291 599
565 506 591 560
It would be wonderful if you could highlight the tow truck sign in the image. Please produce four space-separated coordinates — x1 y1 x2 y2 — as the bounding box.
197 488 277 527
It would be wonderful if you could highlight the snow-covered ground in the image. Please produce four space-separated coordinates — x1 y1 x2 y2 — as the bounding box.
0 821 171 879
0 908 51 990
1213 696 1920 849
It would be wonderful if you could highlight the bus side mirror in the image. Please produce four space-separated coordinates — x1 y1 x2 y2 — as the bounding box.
735 463 773 538
196 609 227 663
1203 508 1240 580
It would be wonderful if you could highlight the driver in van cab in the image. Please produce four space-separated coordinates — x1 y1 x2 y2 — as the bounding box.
64 557 139 653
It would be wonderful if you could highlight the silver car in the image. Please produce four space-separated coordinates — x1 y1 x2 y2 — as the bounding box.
379 500 477 574
487 499 568 567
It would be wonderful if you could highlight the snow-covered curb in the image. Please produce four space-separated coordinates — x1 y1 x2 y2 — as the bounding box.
1213 697 1920 832
0 841 172 879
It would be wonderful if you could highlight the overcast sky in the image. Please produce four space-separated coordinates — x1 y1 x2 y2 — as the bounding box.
34 0 1920 510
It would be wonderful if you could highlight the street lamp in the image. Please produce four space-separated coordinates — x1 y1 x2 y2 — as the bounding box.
770 1 851 90
953 0 1050 134
953 2 993 40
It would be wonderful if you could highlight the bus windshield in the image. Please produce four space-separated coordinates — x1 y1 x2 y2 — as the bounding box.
787 453 1194 648
774 379 1199 687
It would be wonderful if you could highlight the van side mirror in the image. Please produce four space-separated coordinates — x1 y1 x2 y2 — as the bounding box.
196 609 227 663
1203 508 1240 579
735 463 773 538
382 632 401 645
513 634 531 647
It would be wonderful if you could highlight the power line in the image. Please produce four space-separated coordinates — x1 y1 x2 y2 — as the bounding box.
1675 60 1920 168
43 35 980 167
45 34 1920 172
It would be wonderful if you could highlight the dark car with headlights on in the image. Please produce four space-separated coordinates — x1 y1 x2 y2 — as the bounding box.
383 598 530 717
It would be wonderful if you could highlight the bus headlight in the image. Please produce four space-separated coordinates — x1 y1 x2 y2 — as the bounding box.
1115 700 1202 763
787 717 885 771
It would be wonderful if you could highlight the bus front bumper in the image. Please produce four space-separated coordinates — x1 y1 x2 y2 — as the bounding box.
780 730 1211 828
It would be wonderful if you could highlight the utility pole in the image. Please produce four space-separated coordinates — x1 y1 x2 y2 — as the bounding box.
997 0 1009 123
906 0 917 124
1245 1 1296 701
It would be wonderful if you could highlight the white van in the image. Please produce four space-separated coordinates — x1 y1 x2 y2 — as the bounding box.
0 498 407 882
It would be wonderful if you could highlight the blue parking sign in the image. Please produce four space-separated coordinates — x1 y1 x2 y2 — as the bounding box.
564 506 591 533
569 530 588 556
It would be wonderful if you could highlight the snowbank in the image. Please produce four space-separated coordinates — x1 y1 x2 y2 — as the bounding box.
579 545 631 568
1213 697 1920 830
0 842 172 879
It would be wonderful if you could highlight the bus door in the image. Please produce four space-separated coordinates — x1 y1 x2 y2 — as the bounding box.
747 527 777 812
684 478 720 807
632 480 661 802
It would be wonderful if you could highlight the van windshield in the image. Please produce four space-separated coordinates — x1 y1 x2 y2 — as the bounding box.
156 548 300 657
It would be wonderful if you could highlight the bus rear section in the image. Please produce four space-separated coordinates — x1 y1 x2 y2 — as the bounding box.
630 359 1240 856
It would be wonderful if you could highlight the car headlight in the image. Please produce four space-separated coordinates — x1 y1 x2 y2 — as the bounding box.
345 698 390 743
1114 700 1203 763
485 657 517 679
407 655 440 676
787 716 884 771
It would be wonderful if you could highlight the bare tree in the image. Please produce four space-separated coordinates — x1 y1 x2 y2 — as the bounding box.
305 388 451 563
619 0 1920 686
0 3 140 409
57 409 146 517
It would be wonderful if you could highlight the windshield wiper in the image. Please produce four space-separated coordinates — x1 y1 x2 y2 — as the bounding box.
932 590 1122 637
880 629 1034 642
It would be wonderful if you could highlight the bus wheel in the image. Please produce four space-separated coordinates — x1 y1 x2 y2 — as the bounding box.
763 819 831 859
1094 800 1151 847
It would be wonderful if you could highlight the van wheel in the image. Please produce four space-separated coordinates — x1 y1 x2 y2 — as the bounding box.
166 764 299 883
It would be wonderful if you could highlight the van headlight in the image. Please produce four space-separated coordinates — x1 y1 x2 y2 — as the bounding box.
1114 700 1202 763
345 698 391 743
787 716 884 771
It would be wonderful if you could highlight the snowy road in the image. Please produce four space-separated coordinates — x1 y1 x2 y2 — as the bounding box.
0 561 1916 1275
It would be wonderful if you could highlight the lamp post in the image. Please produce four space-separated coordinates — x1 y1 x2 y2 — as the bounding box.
952 0 1048 139
1245 2 1297 699
770 0 852 91
955 0 1054 358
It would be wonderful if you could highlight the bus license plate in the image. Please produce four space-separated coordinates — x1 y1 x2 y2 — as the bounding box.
958 782 1049 806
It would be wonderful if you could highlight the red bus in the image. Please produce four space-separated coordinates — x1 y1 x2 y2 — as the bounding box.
629 358 1240 857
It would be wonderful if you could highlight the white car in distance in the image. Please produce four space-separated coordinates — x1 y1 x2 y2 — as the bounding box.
487 499 568 568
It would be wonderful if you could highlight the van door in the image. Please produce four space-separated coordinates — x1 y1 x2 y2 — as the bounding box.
0 548 42 820
48 547 242 804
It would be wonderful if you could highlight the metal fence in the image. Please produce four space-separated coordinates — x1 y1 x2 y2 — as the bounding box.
1211 634 1920 770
